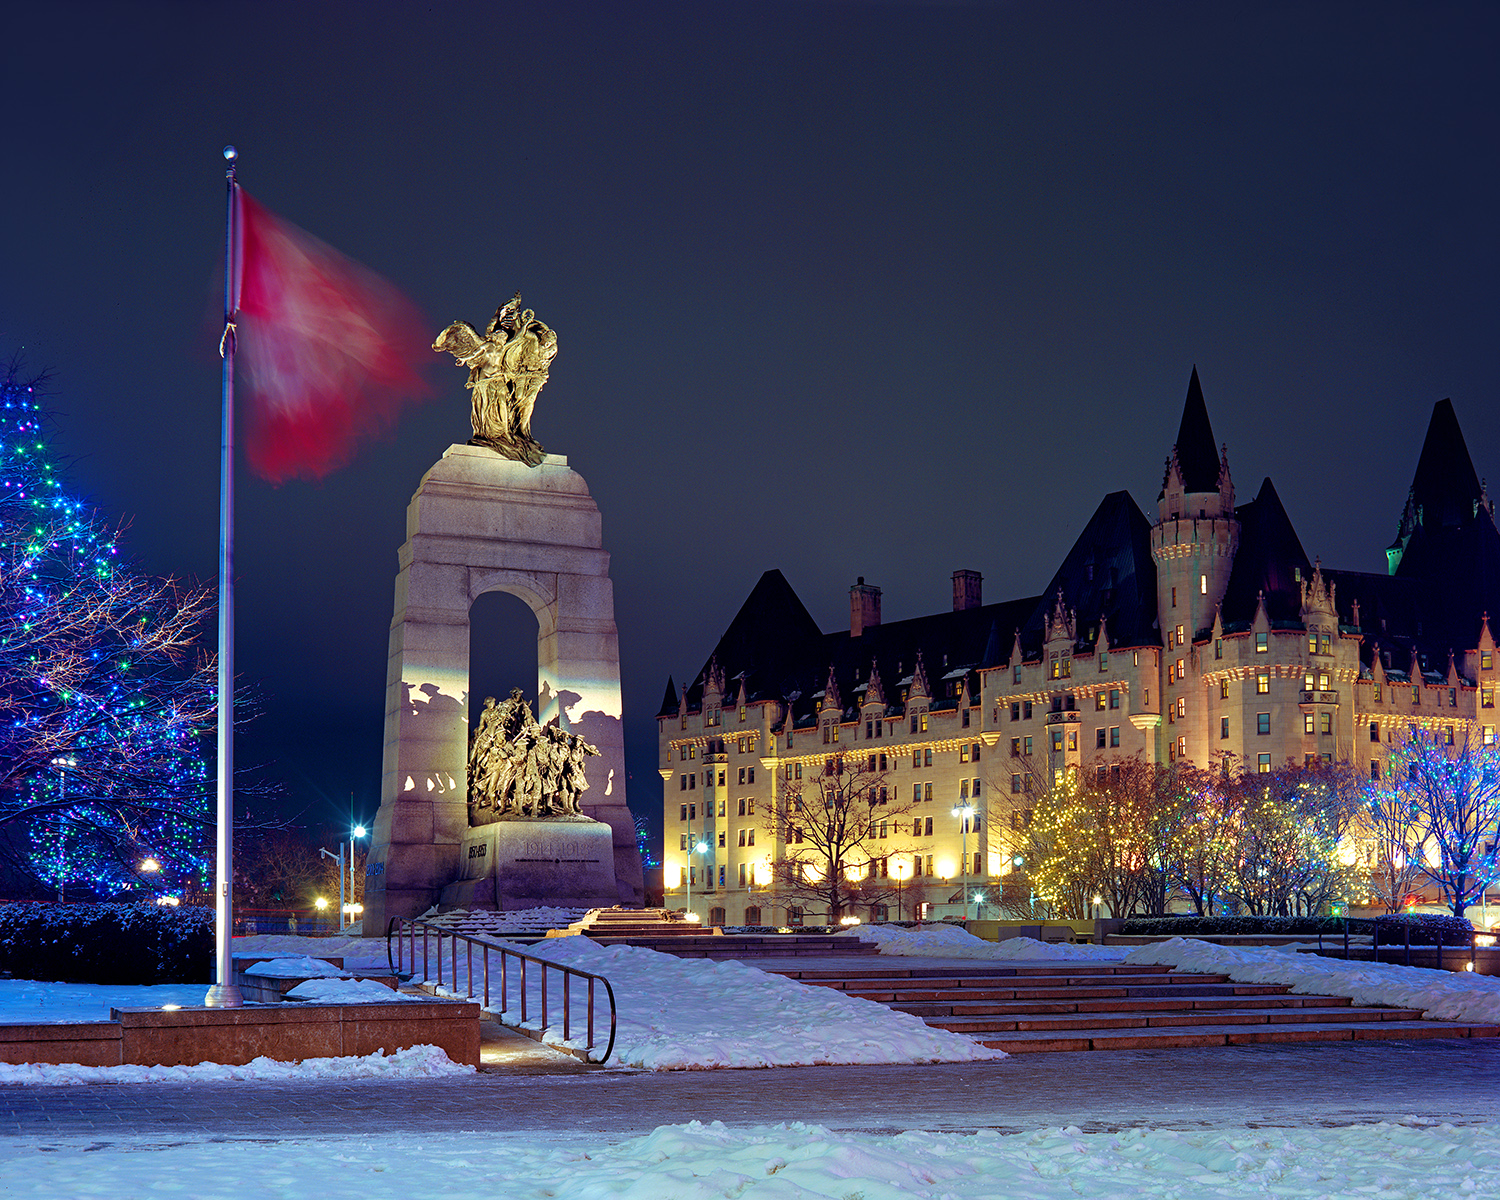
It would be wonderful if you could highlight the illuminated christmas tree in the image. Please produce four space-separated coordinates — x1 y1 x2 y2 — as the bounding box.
0 361 216 901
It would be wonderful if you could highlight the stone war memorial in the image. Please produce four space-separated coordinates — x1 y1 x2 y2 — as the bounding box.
363 294 644 932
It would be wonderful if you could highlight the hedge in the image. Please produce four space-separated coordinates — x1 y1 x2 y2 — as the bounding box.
0 902 213 984
1119 913 1474 945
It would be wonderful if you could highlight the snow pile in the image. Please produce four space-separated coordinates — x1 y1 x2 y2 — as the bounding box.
423 935 1007 1069
842 923 1126 961
1125 937 1500 1024
284 978 402 1003
233 933 386 970
244 955 350 979
425 905 588 928
1 1120 1496 1198
0 1044 471 1087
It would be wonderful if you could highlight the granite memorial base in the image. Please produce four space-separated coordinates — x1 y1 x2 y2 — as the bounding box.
438 816 620 911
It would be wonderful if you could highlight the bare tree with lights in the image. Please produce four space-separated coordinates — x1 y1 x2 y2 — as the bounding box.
762 751 914 923
1385 730 1500 920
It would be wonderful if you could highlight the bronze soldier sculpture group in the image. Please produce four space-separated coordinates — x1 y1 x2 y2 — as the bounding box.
467 689 598 822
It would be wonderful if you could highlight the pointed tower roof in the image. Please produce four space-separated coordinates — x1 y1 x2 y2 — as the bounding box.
656 676 679 718
683 569 825 709
1020 490 1158 651
1171 366 1222 494
1219 477 1312 625
1409 399 1484 531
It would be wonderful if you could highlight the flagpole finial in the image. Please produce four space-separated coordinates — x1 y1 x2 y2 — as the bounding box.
222 145 237 162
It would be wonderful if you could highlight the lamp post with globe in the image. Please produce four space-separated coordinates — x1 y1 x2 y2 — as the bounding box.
952 803 975 920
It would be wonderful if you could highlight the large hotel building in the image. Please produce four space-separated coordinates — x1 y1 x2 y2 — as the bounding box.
656 371 1499 924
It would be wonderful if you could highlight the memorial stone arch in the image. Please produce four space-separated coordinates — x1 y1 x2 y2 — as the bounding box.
363 446 644 930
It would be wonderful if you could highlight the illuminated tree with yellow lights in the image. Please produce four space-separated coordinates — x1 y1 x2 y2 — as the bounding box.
1219 760 1364 917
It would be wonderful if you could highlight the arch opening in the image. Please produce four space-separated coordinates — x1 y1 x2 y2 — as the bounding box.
467 590 541 736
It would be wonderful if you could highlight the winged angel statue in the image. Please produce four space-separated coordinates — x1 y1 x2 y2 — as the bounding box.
433 293 557 467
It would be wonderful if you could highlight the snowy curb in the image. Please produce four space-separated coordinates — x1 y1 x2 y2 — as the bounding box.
839 923 1127 961
0 1044 473 1086
1123 937 1500 1024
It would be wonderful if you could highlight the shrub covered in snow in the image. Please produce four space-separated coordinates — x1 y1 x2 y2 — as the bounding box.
0 902 212 983
1119 913 1474 944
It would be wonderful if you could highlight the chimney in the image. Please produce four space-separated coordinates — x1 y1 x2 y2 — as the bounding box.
952 569 982 612
850 577 882 637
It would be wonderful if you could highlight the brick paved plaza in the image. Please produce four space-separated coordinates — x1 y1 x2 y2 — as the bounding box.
4 1036 1497 1143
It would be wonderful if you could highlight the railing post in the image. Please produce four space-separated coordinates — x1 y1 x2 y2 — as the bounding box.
484 947 491 1010
520 957 528 1023
541 963 548 1037
563 971 571 1043
588 975 595 1051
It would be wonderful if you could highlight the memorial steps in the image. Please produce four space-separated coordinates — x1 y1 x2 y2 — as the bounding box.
560 908 883 959
765 962 1500 1053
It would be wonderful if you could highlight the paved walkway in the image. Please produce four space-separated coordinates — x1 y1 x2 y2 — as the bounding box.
3 1038 1497 1140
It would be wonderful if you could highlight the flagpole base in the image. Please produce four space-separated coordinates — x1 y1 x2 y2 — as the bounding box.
203 984 244 1009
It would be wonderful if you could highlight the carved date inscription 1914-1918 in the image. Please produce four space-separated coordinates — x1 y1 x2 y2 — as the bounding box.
432 292 558 467
467 688 598 824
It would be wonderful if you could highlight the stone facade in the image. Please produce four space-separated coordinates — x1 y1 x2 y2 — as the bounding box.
365 446 644 932
658 372 1500 925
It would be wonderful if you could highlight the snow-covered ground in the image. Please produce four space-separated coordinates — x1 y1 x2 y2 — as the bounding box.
1125 937 1500 1024
234 932 391 970
422 934 1007 1069
0 1044 471 1087
0 1120 1494 1199
0 979 208 1023
842 923 1127 960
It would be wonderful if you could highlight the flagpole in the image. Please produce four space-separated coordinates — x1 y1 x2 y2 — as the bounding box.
206 144 243 1007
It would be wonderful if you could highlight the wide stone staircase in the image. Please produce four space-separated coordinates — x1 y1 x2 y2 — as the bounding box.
767 960 1500 1053
561 908 881 960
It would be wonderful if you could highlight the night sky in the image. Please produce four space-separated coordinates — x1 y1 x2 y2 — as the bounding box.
3 2 1497 850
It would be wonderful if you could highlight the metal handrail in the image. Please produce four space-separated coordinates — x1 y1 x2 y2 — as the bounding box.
387 916 617 1063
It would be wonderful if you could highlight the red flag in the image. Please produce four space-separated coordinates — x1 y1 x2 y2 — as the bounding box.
235 191 432 481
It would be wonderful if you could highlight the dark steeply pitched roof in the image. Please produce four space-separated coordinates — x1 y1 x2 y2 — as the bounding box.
1019 491 1159 653
680 570 825 709
655 676 679 719
1169 366 1222 494
1407 399 1485 532
1220 477 1312 626
680 570 1041 727
1388 400 1500 652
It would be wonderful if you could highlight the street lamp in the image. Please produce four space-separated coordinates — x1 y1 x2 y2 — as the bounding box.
893 858 911 922
952 804 974 921
686 840 708 918
349 824 367 927
319 844 346 931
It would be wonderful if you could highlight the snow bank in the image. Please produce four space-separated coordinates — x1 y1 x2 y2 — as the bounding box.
233 933 386 969
424 935 1007 1069
1124 937 1500 1024
1 1120 1496 1199
244 955 350 979
284 978 404 1003
841 923 1127 961
0 1044 471 1087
